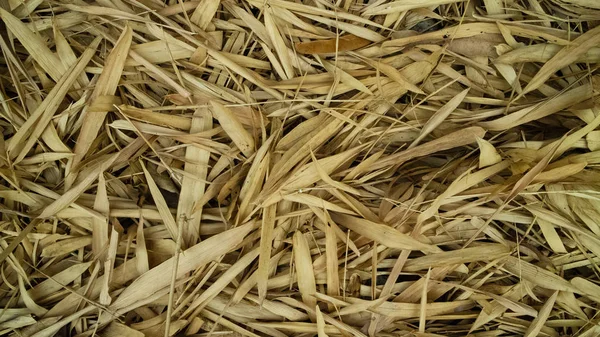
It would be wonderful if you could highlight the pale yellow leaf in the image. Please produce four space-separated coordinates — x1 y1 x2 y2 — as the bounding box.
476 137 502 168
209 101 255 157
293 231 317 321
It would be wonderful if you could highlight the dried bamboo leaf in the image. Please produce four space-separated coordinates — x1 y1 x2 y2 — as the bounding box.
140 161 179 242
476 138 502 168
503 256 580 293
293 231 317 321
264 8 294 79
18 276 47 317
38 154 117 219
70 25 132 182
403 244 511 272
2 2 599 336
0 8 66 81
92 173 109 259
331 213 436 252
258 204 277 302
571 277 600 304
177 108 212 247
8 38 100 162
181 248 260 317
190 0 220 30
316 305 328 337
209 101 255 157
410 88 470 149
320 59 373 95
371 127 486 171
523 291 558 337
533 162 587 183
537 219 567 254
365 0 465 14
283 193 356 215
108 221 255 314
296 35 371 54
325 223 340 298
27 262 93 301
41 236 93 257
523 25 600 94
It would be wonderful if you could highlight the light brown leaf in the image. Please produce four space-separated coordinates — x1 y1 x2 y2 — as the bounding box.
296 35 371 54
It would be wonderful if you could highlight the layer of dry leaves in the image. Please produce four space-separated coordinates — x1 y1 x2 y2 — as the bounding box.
1 0 600 336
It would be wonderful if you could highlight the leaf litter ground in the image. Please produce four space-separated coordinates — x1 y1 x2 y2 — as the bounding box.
1 0 600 336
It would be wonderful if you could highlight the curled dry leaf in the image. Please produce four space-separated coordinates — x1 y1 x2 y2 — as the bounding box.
476 137 502 168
